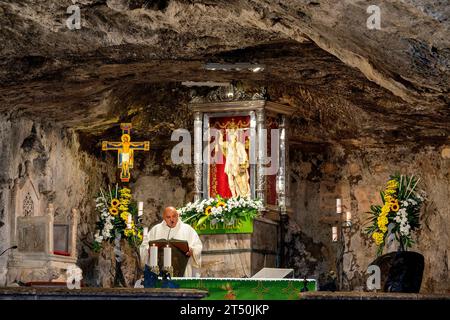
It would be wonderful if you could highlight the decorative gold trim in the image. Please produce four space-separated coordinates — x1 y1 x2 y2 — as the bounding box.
190 100 294 115
210 163 217 198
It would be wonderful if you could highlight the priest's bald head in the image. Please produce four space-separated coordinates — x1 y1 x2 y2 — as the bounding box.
163 206 179 228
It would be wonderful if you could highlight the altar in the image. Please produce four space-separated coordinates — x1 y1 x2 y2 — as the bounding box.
173 277 317 300
188 85 294 277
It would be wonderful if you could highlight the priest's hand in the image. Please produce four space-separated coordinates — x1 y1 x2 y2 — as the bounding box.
186 248 193 257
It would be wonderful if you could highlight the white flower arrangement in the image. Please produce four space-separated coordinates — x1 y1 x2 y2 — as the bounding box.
178 196 263 228
93 185 143 252
94 195 115 243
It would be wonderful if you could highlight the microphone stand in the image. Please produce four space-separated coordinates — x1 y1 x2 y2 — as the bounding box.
162 227 173 278
0 245 18 257
167 227 171 243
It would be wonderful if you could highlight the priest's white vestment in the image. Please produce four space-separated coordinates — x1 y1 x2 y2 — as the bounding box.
143 220 202 277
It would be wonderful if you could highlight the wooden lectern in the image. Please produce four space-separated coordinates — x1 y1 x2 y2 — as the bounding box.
149 239 189 277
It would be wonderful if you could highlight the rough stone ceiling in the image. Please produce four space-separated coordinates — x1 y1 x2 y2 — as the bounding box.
0 0 449 147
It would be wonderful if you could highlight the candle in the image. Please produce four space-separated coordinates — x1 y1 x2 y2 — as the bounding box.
149 244 158 267
336 198 342 214
332 226 338 242
164 245 172 267
138 202 144 216
143 227 148 239
126 214 132 229
346 211 352 223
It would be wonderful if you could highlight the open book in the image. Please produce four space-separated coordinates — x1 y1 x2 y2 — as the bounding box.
148 238 189 277
149 238 189 254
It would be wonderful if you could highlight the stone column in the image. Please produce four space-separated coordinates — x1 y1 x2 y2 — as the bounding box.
277 115 288 215
70 208 79 257
46 203 54 255
256 108 266 205
193 112 203 201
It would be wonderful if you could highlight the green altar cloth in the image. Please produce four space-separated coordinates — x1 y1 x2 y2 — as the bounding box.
172 277 317 300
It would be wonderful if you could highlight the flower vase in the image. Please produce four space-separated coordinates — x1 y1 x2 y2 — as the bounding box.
370 251 424 293
384 223 397 253
113 232 127 287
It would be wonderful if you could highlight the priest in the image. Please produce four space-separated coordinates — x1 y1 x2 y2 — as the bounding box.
144 206 202 277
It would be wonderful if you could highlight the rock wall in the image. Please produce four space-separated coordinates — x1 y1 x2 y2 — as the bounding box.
0 113 113 286
287 143 450 293
83 128 195 287
0 112 192 287
1 109 448 292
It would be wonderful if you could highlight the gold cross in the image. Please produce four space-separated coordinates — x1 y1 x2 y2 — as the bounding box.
102 123 150 182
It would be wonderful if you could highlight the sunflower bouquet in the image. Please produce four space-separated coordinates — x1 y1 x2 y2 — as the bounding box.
93 185 143 252
365 174 425 255
178 196 263 228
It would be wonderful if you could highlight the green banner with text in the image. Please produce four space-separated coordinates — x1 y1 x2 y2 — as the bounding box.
191 217 253 235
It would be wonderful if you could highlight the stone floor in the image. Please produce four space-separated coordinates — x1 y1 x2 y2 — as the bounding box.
299 291 450 300
0 287 208 300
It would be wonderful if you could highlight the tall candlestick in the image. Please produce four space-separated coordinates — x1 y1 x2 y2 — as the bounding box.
346 211 352 223
332 226 338 242
138 201 144 216
149 244 158 267
164 245 172 267
126 214 132 229
344 211 352 227
336 198 342 214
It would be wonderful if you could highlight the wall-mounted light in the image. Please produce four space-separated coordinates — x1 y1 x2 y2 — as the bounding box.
203 63 265 72
332 226 338 242
320 197 353 243
336 198 342 214
138 201 144 216
181 81 231 87
344 211 352 227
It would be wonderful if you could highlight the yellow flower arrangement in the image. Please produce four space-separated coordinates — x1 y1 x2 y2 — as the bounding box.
205 206 213 216
372 232 384 245
366 174 424 255
390 202 399 212
120 211 129 221
375 181 400 240
93 185 144 252
109 207 119 215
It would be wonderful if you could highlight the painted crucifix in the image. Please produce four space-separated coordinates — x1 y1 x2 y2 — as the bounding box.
102 123 150 182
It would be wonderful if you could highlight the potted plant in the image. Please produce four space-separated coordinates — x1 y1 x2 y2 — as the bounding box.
365 174 425 292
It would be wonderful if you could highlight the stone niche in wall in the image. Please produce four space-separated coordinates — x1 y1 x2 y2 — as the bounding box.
6 161 79 285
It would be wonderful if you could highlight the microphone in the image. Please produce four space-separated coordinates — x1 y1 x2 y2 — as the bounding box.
0 245 18 257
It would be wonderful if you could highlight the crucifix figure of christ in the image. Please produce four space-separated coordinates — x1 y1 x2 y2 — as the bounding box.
102 123 150 182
